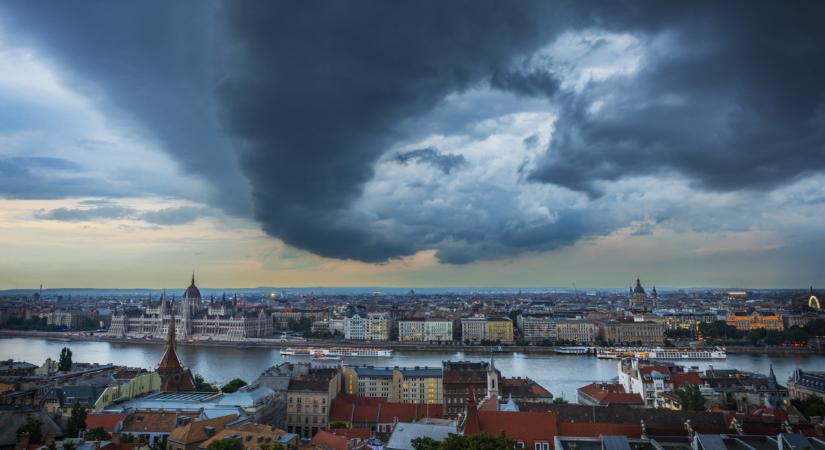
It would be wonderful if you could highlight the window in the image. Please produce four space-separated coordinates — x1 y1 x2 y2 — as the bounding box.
534 443 550 450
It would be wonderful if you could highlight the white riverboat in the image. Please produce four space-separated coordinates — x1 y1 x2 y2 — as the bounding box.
555 346 592 355
596 346 726 360
280 347 393 358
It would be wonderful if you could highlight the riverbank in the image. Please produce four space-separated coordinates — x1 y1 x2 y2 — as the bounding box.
1 329 819 355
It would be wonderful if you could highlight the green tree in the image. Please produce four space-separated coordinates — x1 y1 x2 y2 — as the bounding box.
676 384 706 411
411 436 441 450
46 441 57 450
63 442 77 450
119 433 135 443
328 422 347 429
66 401 87 437
259 444 285 450
16 418 43 444
220 378 248 393
85 427 111 441
552 397 569 404
58 347 73 372
207 438 243 450
440 432 516 450
194 374 218 392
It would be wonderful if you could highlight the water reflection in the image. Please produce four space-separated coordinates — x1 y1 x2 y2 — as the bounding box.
2 337 822 400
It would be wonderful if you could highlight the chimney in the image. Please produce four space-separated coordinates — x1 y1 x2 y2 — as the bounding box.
16 432 30 450
204 426 215 437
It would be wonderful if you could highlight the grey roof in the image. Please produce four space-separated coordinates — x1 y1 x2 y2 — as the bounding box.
696 434 727 450
602 435 632 450
386 422 456 450
0 410 63 446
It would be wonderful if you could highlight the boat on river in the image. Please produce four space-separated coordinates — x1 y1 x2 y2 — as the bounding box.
280 347 393 358
596 346 726 360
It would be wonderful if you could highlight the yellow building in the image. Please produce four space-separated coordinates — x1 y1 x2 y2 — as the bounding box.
94 371 161 410
341 365 442 405
486 317 514 344
725 310 784 331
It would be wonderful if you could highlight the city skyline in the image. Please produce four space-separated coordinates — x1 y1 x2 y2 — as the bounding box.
2 2 825 289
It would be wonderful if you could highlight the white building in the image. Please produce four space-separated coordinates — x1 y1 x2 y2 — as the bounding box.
461 316 487 343
398 320 425 342
424 319 453 342
345 312 390 341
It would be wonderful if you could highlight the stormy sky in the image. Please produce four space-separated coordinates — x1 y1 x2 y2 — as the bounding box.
1 1 824 289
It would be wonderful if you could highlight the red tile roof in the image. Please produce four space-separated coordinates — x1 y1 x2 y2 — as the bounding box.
672 372 702 388
330 395 443 424
86 413 126 432
310 430 350 450
577 383 644 406
331 428 370 440
557 422 643 438
473 411 557 448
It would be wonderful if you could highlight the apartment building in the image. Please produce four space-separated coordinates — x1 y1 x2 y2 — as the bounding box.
397 320 425 342
485 317 514 344
518 315 557 342
599 320 665 345
286 368 341 438
342 365 443 404
461 316 487 343
344 312 390 341
555 319 597 344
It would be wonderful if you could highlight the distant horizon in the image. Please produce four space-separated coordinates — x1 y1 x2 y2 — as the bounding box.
1 284 816 295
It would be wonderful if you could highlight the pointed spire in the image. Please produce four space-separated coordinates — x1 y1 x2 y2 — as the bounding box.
463 389 480 435
191 271 195 286
768 364 777 388
489 352 495 373
168 307 176 349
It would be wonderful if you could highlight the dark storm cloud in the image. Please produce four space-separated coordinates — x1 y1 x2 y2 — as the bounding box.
395 148 467 174
530 2 825 195
218 1 570 262
0 1 251 214
6 1 825 265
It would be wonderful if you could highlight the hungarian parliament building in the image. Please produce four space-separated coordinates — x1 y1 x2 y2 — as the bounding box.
107 274 273 340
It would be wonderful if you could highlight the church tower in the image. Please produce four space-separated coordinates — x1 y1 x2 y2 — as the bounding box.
156 308 196 392
486 354 499 398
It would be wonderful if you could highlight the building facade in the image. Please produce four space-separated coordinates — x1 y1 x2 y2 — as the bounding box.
108 275 273 340
555 319 598 344
485 317 514 344
342 366 443 404
286 368 341 438
726 310 785 331
461 316 487 343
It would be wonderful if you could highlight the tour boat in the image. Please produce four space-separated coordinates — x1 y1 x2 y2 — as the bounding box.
555 346 592 355
596 347 726 360
280 347 393 358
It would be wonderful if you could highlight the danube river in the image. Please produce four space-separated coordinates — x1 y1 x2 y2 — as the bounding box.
2 337 823 401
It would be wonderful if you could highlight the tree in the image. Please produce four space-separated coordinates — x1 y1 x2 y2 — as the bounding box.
58 347 73 372
85 427 111 441
328 422 347 429
221 378 248 393
16 418 43 444
676 384 706 411
63 442 77 450
66 401 87 437
411 436 441 450
260 444 285 450
207 438 243 450
119 433 135 443
445 432 516 450
194 374 218 392
552 397 569 404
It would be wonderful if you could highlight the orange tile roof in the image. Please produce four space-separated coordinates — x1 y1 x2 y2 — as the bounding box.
168 414 238 445
86 413 126 432
122 411 194 433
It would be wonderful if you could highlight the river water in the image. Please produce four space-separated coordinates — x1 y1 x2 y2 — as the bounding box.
3 337 823 401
